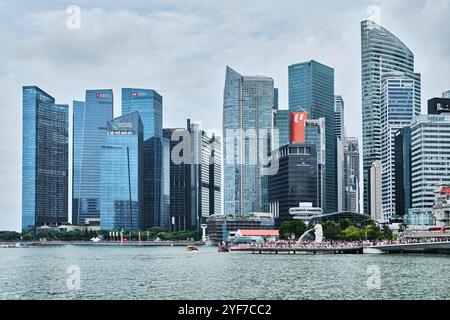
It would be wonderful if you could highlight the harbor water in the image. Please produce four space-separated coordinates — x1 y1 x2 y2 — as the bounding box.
0 245 449 300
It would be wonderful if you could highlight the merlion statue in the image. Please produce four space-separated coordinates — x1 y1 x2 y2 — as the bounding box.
314 224 323 244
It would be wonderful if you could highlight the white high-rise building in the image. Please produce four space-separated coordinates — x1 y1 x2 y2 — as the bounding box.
411 114 450 211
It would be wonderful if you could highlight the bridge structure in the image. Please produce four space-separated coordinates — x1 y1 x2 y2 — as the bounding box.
363 240 450 254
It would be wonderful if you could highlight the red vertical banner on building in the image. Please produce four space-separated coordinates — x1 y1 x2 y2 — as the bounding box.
290 112 308 143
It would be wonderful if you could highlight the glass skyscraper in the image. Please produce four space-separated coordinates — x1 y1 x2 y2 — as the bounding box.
163 120 222 231
72 90 113 226
334 95 345 140
361 20 421 215
100 112 144 231
273 110 290 149
223 66 274 215
289 60 336 213
305 118 326 210
122 88 163 229
380 72 417 222
22 86 69 231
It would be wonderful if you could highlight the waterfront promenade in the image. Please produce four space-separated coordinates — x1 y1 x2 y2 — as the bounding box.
235 238 450 255
0 240 202 247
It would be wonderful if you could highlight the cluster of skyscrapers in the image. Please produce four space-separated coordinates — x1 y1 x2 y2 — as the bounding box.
361 20 450 227
22 19 450 232
22 88 222 232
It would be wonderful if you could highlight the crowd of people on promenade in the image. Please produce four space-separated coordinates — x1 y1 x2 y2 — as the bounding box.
245 240 367 249
242 236 450 249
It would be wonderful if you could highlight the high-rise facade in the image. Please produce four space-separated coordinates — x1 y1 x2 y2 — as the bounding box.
160 137 171 230
273 110 290 149
380 72 417 222
334 95 345 140
370 160 382 222
305 118 326 209
443 90 450 99
289 60 336 213
22 86 69 231
394 127 412 217
100 112 144 231
72 90 113 226
209 134 222 216
269 143 318 226
428 97 450 115
361 20 421 215
346 137 360 213
411 114 450 211
223 66 274 215
273 88 279 110
122 88 163 229
337 137 344 212
164 120 222 231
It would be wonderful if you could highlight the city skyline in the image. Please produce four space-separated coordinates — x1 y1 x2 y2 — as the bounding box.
2 0 450 230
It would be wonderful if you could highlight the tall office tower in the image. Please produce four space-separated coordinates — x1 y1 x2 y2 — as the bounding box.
209 134 222 216
394 127 412 218
223 66 274 215
289 60 336 213
269 144 318 226
370 160 382 222
428 97 450 114
122 89 163 229
361 20 421 215
100 112 144 231
334 95 345 140
347 137 360 213
305 118 326 209
337 137 344 212
22 86 69 231
273 88 279 110
411 114 450 212
72 90 113 226
190 122 212 227
273 110 290 149
443 90 450 99
380 72 417 222
160 137 171 230
164 120 222 231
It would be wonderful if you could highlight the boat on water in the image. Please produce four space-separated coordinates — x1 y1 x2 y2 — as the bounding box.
218 246 229 253
0 243 30 248
186 245 199 252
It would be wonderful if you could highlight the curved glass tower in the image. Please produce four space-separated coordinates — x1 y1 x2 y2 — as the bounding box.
361 20 421 216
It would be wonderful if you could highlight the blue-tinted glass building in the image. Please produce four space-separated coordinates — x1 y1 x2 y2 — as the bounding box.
22 86 69 231
223 66 274 215
72 90 113 226
100 112 144 231
122 88 163 229
160 136 171 230
380 72 417 221
289 60 336 213
273 110 290 149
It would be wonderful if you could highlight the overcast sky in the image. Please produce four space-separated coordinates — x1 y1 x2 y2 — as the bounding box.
0 0 449 231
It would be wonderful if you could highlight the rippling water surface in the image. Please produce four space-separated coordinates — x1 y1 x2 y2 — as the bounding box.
0 245 449 300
